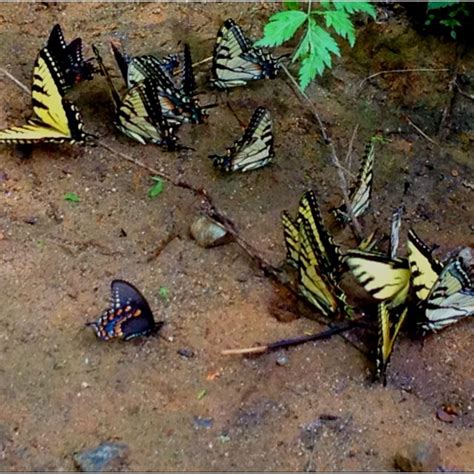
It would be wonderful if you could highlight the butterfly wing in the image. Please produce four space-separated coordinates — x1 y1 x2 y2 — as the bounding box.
345 250 410 307
298 190 343 277
375 303 408 384
0 48 86 144
422 259 474 331
333 142 375 224
298 217 350 317
407 229 443 301
281 211 301 268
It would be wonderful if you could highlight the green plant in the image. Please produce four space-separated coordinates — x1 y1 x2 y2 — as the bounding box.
64 192 80 202
148 176 164 199
426 1 470 39
256 0 376 90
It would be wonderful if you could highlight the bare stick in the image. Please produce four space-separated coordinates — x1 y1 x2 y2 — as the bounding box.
0 68 29 93
407 117 437 146
222 320 361 355
455 81 474 101
280 64 363 240
344 123 359 171
192 56 213 69
358 68 449 90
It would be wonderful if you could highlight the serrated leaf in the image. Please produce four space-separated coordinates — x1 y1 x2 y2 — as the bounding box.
255 10 307 47
148 177 164 199
323 10 356 46
284 0 300 10
64 192 80 203
308 20 340 59
333 1 376 19
299 53 321 90
293 27 312 61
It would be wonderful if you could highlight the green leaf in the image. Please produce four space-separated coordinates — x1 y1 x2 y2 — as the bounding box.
427 1 458 10
299 53 321 90
255 10 307 47
293 27 312 61
323 10 356 46
284 0 300 10
333 1 376 19
197 389 207 400
158 286 169 302
148 177 164 199
64 192 80 203
296 18 340 90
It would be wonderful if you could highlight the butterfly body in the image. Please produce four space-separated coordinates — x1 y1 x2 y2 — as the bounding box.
87 280 160 341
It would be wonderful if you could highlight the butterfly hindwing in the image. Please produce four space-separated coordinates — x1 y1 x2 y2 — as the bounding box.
407 229 443 301
344 250 410 307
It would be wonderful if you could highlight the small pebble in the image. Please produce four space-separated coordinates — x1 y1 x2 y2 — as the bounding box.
436 407 457 423
193 416 214 429
177 348 195 359
276 353 289 366
451 169 459 177
73 442 129 472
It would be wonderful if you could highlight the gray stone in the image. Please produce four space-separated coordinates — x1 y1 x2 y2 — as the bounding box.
73 442 129 472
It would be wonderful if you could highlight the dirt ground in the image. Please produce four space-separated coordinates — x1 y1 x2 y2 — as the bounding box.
0 3 473 471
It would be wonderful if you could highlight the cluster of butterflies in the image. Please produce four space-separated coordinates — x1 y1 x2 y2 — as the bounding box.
281 142 473 383
0 20 280 173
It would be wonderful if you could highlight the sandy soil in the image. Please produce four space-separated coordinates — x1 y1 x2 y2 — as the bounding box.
0 3 472 471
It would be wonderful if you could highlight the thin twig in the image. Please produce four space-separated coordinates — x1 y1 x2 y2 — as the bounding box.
280 64 363 240
0 68 29 93
455 81 474 101
358 68 449 89
191 56 213 69
407 117 437 146
437 69 458 138
221 319 367 355
344 123 359 172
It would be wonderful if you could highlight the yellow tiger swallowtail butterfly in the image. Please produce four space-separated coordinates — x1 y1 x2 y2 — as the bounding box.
282 190 343 275
333 141 375 224
298 216 351 318
93 45 180 150
0 48 87 145
209 107 274 172
211 19 281 90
